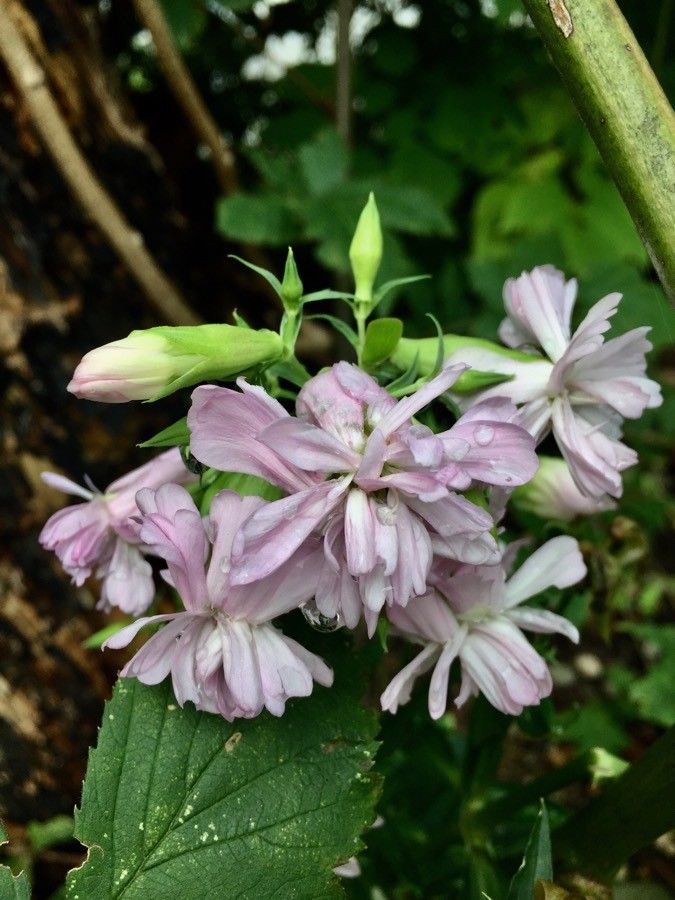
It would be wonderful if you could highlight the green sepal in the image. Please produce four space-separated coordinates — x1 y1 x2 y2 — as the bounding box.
198 471 284 515
142 324 283 401
138 417 189 449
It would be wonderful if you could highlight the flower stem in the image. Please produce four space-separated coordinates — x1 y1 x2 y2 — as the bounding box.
520 0 675 301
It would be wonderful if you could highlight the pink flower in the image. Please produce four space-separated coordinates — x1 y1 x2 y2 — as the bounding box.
188 363 537 632
104 485 332 720
381 536 585 718
449 267 661 499
39 448 193 614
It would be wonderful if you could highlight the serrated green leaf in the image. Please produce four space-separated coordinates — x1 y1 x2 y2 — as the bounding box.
507 801 553 900
139 418 189 449
67 647 381 899
0 822 31 899
361 318 403 369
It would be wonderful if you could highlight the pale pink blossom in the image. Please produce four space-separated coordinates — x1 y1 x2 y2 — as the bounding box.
188 363 537 632
104 485 332 720
381 536 585 718
448 266 661 499
39 449 193 614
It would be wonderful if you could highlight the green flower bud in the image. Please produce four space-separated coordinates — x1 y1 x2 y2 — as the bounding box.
68 324 283 402
280 247 304 311
349 192 383 306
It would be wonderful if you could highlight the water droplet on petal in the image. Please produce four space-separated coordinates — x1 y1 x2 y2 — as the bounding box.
474 425 494 447
301 599 344 632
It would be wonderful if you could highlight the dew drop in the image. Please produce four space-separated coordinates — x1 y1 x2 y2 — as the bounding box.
474 425 494 447
301 600 344 632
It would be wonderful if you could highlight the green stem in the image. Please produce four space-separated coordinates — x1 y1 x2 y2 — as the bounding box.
354 301 369 365
520 0 675 302
471 752 592 831
555 726 675 879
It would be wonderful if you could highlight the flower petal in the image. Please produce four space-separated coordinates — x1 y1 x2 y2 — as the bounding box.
504 535 586 608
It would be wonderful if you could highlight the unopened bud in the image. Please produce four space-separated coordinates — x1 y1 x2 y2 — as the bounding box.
68 324 283 403
513 457 616 521
349 192 382 305
280 247 303 311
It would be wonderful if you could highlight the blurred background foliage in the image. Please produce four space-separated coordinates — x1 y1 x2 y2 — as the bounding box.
1 0 673 896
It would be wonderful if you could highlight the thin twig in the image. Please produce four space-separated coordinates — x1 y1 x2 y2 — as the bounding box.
132 0 239 195
0 1 200 325
335 0 353 145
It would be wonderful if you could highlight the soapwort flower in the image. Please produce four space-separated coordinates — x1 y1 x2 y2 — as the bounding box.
449 266 661 499
188 362 537 631
104 485 332 720
381 536 585 717
39 448 193 614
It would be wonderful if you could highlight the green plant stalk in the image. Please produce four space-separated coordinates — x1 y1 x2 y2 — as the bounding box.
520 0 675 302
471 752 593 831
555 725 675 879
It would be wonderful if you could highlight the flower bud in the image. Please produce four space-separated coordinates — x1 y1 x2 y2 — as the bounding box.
68 324 283 403
349 192 382 305
512 456 616 521
280 247 303 311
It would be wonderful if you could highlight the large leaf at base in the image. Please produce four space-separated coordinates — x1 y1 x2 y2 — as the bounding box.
66 645 380 899
0 823 30 899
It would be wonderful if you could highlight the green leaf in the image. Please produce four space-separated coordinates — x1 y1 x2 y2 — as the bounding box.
27 816 74 853
301 289 355 304
373 274 431 306
215 195 298 245
67 650 380 899
228 255 283 297
299 129 348 196
621 624 675 727
160 0 207 50
507 801 553 900
305 314 358 348
385 352 419 394
0 822 30 899
361 318 403 369
139 418 189 449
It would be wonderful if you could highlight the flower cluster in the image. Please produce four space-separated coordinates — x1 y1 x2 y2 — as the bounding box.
41 219 659 726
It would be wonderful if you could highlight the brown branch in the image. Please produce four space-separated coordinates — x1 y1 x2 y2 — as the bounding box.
132 0 239 195
0 2 200 325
